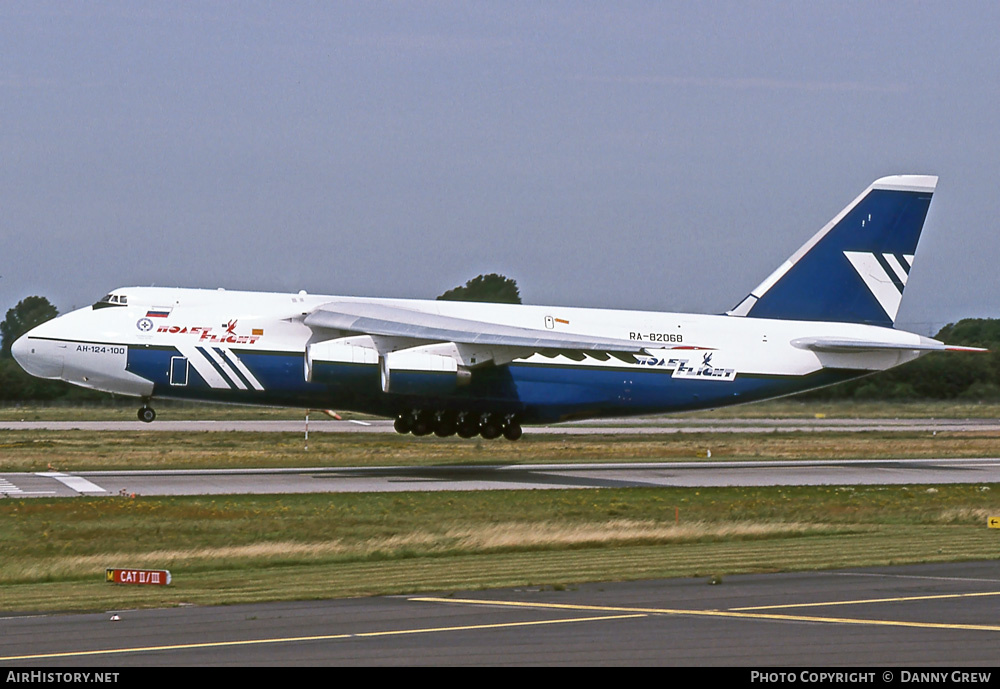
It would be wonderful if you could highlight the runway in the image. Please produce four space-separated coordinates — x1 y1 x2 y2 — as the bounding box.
7 415 998 497
3 561 998 666
4 457 1000 498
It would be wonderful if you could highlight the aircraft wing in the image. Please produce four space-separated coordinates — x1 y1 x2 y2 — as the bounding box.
303 301 646 362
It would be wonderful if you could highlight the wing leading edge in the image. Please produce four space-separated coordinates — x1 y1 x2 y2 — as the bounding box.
303 301 647 366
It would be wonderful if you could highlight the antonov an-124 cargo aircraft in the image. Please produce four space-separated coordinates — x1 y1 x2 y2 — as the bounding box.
12 175 982 440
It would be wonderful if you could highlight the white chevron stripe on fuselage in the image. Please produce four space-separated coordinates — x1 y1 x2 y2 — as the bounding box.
175 344 231 390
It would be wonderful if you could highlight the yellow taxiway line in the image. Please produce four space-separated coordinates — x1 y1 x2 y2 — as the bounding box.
730 589 1000 611
6 588 999 662
412 594 1000 633
0 613 645 662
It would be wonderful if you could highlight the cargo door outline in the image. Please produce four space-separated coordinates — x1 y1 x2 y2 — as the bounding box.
169 356 189 386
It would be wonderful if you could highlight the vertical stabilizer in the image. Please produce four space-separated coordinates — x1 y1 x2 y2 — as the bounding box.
728 175 937 326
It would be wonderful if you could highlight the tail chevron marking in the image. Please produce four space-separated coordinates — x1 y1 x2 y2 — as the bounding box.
844 251 907 321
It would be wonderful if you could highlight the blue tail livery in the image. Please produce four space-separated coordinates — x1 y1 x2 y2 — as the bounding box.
728 175 936 326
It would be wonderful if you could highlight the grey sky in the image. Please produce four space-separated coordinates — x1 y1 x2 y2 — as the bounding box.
3 2 998 335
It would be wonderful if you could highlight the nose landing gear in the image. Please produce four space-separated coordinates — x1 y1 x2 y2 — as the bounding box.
137 405 156 423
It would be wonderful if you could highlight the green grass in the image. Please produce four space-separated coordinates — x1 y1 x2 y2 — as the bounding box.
2 428 999 472
1 485 998 613
2 400 999 614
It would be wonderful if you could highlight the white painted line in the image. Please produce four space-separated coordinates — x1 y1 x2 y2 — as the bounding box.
0 478 23 494
0 479 54 496
0 478 57 495
37 472 106 495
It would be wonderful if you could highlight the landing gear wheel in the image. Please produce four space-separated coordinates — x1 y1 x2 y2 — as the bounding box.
393 415 412 434
429 411 455 437
138 406 156 423
479 420 501 440
502 423 523 441
411 411 434 436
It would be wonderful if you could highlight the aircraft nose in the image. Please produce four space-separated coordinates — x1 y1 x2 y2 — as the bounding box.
11 331 65 379
10 334 31 368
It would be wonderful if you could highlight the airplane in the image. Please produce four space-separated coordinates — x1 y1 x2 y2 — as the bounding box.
11 175 984 441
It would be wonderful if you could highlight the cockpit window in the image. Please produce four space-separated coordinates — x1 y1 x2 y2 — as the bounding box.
92 293 128 309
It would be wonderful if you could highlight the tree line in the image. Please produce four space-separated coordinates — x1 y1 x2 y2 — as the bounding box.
2 280 998 402
0 296 104 401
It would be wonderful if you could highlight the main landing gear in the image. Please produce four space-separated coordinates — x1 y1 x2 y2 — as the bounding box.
137 405 156 423
394 410 522 441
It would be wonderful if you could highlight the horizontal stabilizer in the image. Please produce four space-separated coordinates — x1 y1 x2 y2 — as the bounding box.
791 337 986 353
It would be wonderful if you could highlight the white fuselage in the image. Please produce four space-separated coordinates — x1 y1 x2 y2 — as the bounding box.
13 286 932 424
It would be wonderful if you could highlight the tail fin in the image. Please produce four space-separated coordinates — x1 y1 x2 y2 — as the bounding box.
728 175 937 327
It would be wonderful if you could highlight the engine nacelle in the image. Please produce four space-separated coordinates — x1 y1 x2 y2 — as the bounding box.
305 337 471 394
304 336 378 384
